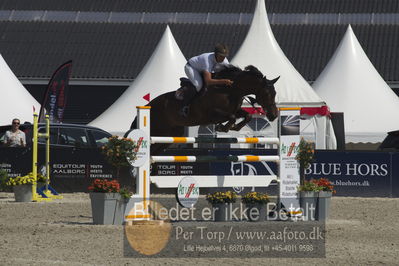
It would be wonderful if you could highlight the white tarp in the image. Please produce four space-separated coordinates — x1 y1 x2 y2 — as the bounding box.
0 54 40 125
312 25 399 143
89 26 187 135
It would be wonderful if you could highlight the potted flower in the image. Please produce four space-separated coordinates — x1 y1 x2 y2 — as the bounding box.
88 178 132 225
241 192 269 222
101 136 138 190
5 174 36 202
295 138 315 185
206 191 237 222
313 178 335 220
298 180 320 221
101 136 137 177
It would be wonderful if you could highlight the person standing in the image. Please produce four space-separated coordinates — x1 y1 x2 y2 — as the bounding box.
4 118 26 147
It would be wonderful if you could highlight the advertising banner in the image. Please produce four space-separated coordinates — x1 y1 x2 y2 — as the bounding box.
0 146 115 192
307 151 392 197
1 146 398 197
392 153 399 197
39 61 72 123
278 109 301 213
210 149 278 194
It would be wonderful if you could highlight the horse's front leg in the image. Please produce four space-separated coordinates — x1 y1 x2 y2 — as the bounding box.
212 109 236 132
231 109 252 131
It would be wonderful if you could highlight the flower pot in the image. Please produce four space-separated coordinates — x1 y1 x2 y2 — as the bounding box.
316 191 332 221
13 184 33 202
89 192 126 225
245 203 267 222
300 191 317 221
114 198 129 225
212 203 232 222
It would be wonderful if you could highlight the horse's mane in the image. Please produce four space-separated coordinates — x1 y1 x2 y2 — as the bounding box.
215 64 264 80
243 65 264 79
214 65 242 80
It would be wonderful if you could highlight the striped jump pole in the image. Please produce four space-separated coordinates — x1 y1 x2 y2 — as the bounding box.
151 136 279 145
151 155 280 163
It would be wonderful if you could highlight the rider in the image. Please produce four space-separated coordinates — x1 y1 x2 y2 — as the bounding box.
181 43 234 117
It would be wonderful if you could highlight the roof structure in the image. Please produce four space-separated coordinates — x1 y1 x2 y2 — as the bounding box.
88 26 187 134
0 1 397 83
312 25 399 143
231 0 324 107
1 0 398 13
0 54 40 125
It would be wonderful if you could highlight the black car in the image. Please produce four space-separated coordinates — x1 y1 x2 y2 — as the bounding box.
0 123 111 148
378 130 399 151
0 123 114 192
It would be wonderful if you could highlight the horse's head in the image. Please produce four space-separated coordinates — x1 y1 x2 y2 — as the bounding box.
243 66 279 121
257 76 279 121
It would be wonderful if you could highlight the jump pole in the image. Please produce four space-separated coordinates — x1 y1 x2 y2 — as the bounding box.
125 106 301 221
31 113 62 202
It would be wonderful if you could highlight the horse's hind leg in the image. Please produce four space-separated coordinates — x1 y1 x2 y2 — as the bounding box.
231 109 252 131
212 109 236 132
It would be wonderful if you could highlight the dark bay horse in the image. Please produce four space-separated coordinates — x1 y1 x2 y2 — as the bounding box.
127 65 279 154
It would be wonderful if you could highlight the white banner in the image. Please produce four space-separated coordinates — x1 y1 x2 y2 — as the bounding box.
279 109 301 215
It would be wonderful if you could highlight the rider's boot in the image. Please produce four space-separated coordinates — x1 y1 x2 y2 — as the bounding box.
180 86 197 117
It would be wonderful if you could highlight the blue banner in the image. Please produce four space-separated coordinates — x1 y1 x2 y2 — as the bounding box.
307 151 392 197
392 153 399 197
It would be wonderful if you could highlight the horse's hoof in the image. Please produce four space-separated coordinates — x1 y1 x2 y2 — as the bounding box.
215 124 223 132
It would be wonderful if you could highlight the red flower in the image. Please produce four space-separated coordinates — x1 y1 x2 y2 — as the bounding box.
88 178 121 193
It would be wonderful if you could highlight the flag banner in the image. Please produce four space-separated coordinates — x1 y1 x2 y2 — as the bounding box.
39 61 72 123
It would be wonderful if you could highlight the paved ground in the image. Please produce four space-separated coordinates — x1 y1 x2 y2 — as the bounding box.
0 193 398 265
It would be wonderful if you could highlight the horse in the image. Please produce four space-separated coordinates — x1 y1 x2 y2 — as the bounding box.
126 65 279 154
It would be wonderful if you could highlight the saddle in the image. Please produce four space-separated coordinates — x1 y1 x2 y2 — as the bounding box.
175 78 206 101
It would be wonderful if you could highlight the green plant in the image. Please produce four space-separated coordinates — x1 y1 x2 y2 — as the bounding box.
206 191 237 204
101 136 138 176
295 138 315 185
241 192 269 204
0 169 10 191
5 174 36 186
298 180 321 192
119 187 133 199
295 138 315 169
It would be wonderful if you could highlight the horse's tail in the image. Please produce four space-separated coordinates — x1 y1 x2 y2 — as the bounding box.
130 116 137 130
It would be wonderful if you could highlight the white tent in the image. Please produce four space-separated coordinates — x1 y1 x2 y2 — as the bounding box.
231 0 335 149
231 0 324 107
312 25 399 143
89 26 187 135
0 54 40 125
